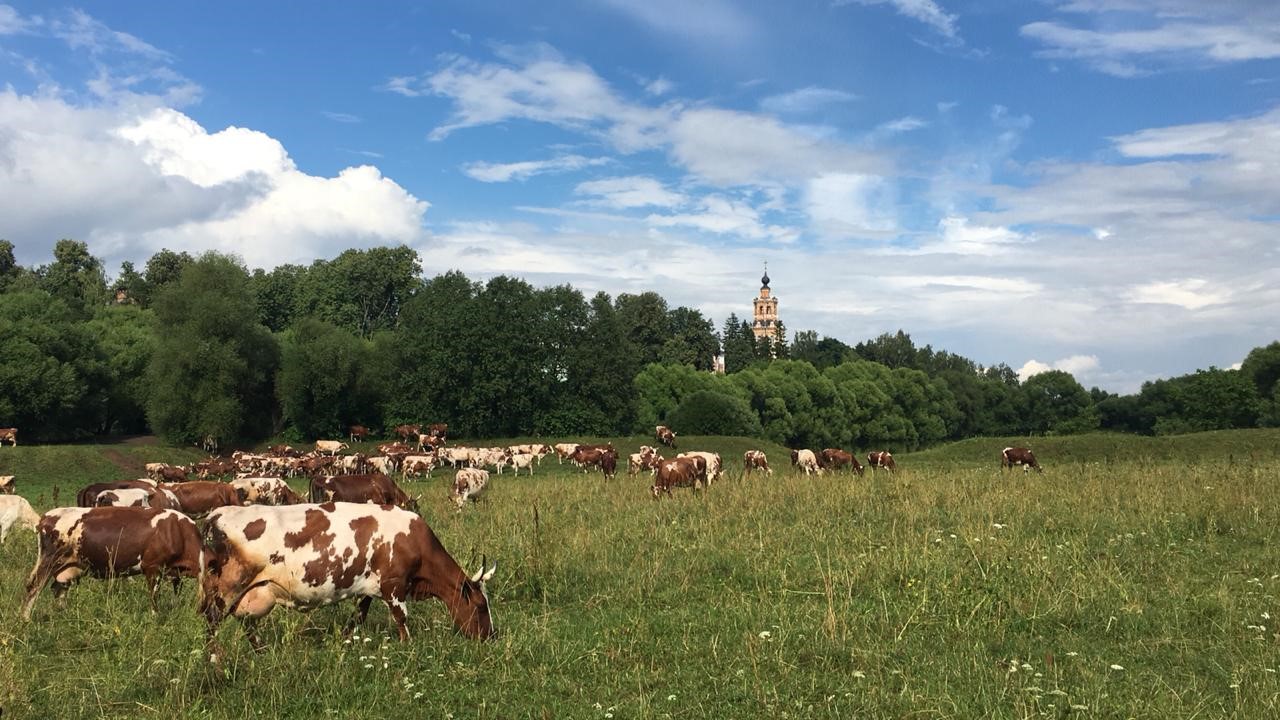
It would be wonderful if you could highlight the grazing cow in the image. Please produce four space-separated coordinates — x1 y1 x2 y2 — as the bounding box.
158 466 189 484
569 446 609 472
452 468 490 511
655 425 677 449
308 473 415 512
315 440 349 456
1 495 40 542
393 424 422 443
197 503 495 655
553 443 580 464
23 507 204 618
144 463 172 480
867 451 896 472
505 453 537 477
1001 447 1042 473
76 480 157 507
652 456 705 498
401 455 437 479
95 487 181 511
230 477 303 506
0 427 17 446
349 425 370 443
743 450 772 475
268 445 299 457
820 449 864 475
160 481 241 516
677 451 722 485
790 449 821 476
0 475 15 494
336 453 368 475
367 456 394 475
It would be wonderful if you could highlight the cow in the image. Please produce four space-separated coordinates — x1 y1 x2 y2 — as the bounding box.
336 453 368 475
308 473 415 512
677 451 722 485
416 434 437 452
1 495 40 542
1002 447 1042 473
230 478 304 506
600 450 618 480
22 507 204 618
144 463 172 480
95 487 181 511
569 446 609 472
201 435 219 454
158 466 190 484
160 481 241 516
0 475 15 494
0 427 17 446
197 503 495 656
76 480 158 507
652 456 705 498
820 449 863 475
743 450 772 475
349 425 370 443
505 453 537 477
790 449 821 476
553 443 580 464
426 423 448 444
268 445 300 457
867 451 896 472
452 468 490 511
401 455 438 479
393 424 422 443
315 440 349 456
655 425 677 449
366 456 394 475
628 446 660 476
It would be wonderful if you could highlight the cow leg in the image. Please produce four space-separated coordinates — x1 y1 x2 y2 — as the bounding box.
344 597 375 635
145 568 161 612
381 590 411 642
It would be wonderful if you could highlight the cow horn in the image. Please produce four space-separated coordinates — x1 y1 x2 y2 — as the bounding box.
469 566 484 583
481 562 496 582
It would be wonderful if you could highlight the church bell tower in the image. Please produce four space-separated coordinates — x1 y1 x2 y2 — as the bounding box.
752 263 778 341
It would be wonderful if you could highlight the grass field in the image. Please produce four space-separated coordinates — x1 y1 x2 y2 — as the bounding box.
2 431 1280 718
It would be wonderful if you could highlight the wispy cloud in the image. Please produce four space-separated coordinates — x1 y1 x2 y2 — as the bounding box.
594 0 756 45
760 86 858 115
322 111 361 123
836 0 960 41
574 176 685 208
461 154 611 182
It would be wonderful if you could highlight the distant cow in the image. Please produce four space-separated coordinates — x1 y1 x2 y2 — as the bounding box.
0 475 15 494
505 453 537 476
743 450 771 475
315 440 349 455
160 481 241 516
349 424 370 442
0 427 16 446
790 449 821 476
158 466 190 484
426 423 448 443
553 443 580 464
393 424 422 443
309 473 415 511
628 446 661 476
1002 447 1042 473
452 468 490 511
1 495 40 542
820 449 863 475
656 425 677 449
401 454 438 479
867 451 896 472
652 456 705 498
230 477 303 506
197 503 495 655
677 451 722 485
22 507 203 618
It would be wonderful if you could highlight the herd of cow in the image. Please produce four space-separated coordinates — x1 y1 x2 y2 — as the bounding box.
0 420 1044 661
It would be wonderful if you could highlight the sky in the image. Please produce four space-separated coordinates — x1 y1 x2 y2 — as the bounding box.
1 0 1278 393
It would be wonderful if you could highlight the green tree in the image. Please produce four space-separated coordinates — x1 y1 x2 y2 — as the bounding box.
85 304 157 434
667 390 762 436
112 261 144 304
855 330 918 369
1020 370 1098 435
1241 342 1280 427
277 318 380 439
250 264 306 332
0 240 19 291
615 292 671 368
40 239 107 314
146 253 280 446
661 306 718 370
771 321 790 359
722 314 756 373
296 246 422 337
1148 368 1260 435
139 248 194 307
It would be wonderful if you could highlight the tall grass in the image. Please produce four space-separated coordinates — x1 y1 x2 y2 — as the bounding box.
1 432 1278 718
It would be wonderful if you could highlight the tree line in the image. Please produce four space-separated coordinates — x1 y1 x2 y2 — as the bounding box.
1 239 1277 450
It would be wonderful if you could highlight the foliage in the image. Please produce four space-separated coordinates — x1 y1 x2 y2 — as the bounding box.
1020 370 1099 435
277 318 381 440
295 246 422 338
666 390 763 436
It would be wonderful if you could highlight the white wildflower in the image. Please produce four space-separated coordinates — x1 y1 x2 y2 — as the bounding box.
1066 652 1079 657
758 631 772 640
668 695 677 701
852 671 866 679
1109 664 1124 671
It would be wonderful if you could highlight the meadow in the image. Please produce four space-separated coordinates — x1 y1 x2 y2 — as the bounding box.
1 431 1279 718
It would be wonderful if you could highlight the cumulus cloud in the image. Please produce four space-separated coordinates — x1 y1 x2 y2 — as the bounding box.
1017 355 1100 382
900 216 1027 256
646 195 798 241
1022 1 1280 75
462 155 611 183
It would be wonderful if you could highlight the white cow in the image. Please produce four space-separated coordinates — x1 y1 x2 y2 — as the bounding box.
553 443 580 464
506 453 537 476
0 475 15 494
314 440 349 455
452 468 490 511
792 449 821 476
0 495 41 542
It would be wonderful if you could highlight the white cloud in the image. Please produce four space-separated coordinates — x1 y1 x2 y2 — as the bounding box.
805 173 897 237
1022 1 1280 75
1018 355 1100 382
1125 279 1230 310
878 116 928 134
461 155 611 183
646 195 798 241
837 0 960 40
904 216 1026 256
0 4 37 35
644 76 674 96
450 29 472 43
574 176 685 208
322 111 361 123
594 0 756 44
0 93 428 269
760 86 858 115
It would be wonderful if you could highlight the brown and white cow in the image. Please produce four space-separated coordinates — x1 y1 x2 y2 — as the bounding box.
349 424 370 443
315 440 349 456
76 479 157 507
309 473 416 512
655 425 677 449
1001 447 1042 473
628 446 660 476
743 450 772 475
22 506 204 618
652 456 705 498
553 443 580 464
0 427 17 446
0 475 15 494
867 451 896 472
452 468 490 511
790 449 821 476
401 454 438 479
160 481 241 516
820 449 864 475
426 423 448 444
230 477 304 506
95 487 181 511
197 503 495 654
505 453 537 477
393 424 422 443
677 451 722 485
1 495 40 542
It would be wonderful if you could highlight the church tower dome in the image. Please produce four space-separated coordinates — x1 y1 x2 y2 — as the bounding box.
752 263 779 342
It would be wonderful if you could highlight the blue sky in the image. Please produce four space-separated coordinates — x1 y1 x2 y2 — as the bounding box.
2 1 1279 392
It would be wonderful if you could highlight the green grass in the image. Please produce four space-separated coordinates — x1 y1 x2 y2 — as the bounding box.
2 432 1280 718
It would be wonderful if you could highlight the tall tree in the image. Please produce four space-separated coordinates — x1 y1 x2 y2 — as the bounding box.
277 318 380 439
139 248 194 307
296 246 422 337
662 306 719 369
145 253 280 446
722 313 756 373
615 292 671 367
40 239 107 314
1020 370 1098 435
250 264 306 332
0 239 18 291
855 330 919 369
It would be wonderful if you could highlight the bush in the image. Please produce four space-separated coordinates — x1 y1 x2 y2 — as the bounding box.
667 390 763 437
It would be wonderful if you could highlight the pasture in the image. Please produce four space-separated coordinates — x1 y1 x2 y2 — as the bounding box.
1 431 1279 718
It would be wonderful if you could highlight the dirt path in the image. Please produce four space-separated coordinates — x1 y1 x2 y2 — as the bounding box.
100 448 144 475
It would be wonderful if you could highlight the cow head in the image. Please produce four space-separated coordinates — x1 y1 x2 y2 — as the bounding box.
455 561 497 640
0 475 14 494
